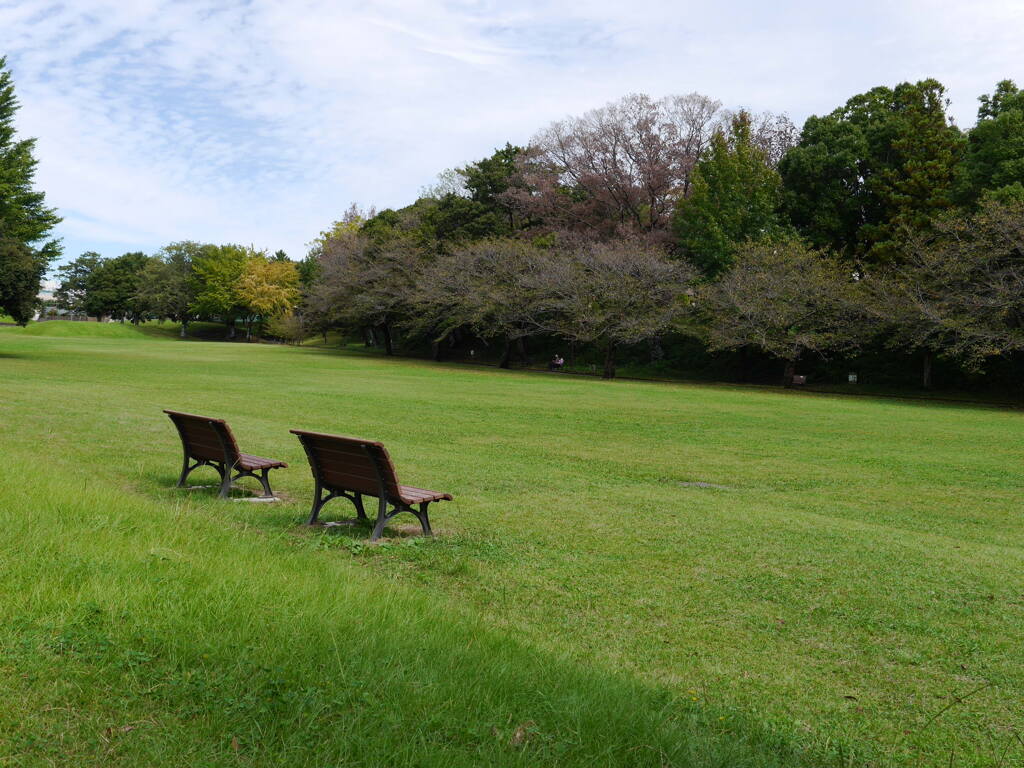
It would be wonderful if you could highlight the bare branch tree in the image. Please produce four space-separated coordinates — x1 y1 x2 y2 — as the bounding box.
409 239 550 367
719 109 799 167
701 238 861 385
504 93 723 241
540 239 699 378
863 199 1024 386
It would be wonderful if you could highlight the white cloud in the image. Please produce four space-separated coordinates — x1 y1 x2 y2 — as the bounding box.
2 0 1022 265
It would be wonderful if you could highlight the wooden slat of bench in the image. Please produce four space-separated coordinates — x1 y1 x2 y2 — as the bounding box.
399 485 453 504
237 453 288 471
164 410 240 462
317 464 380 484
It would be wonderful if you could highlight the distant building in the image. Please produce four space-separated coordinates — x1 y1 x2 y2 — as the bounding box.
33 280 64 321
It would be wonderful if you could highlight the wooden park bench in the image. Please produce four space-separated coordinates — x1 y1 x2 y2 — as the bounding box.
291 429 452 541
164 410 287 499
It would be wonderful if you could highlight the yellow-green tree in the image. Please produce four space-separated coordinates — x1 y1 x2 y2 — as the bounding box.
190 244 251 338
236 256 300 339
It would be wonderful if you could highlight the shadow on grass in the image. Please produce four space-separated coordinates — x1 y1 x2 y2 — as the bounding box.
141 469 296 505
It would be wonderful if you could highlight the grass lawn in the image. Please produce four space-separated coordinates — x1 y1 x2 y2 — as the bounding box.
1 322 1022 766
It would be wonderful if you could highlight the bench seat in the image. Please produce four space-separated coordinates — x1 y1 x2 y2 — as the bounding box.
238 453 288 471
399 485 453 504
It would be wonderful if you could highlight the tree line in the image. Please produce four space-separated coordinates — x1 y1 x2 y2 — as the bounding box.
3 50 1022 391
296 81 1024 388
51 243 304 339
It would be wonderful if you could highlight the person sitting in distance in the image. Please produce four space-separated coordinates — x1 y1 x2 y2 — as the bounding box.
549 354 565 371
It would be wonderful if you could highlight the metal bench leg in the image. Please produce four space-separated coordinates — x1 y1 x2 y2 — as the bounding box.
370 496 390 541
416 502 433 537
177 457 211 488
308 483 324 524
177 453 191 487
257 469 273 498
352 493 368 521
217 463 232 499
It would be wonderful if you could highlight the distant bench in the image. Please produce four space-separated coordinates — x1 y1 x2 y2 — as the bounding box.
164 410 287 498
291 429 452 541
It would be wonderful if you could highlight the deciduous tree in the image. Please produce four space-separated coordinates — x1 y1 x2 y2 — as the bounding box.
543 239 698 378
306 231 421 355
410 239 548 366
190 244 252 338
864 199 1024 387
505 93 723 240
236 255 300 338
135 242 200 336
701 238 860 385
86 251 150 322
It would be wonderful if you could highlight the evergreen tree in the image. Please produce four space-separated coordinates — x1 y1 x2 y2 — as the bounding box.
672 112 786 276
780 79 965 266
0 56 61 323
55 251 104 315
958 80 1024 205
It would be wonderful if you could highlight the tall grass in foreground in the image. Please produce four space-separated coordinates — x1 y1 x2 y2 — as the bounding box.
0 456 827 767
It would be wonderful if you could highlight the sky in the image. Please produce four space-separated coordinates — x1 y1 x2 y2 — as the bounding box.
3 0 1024 270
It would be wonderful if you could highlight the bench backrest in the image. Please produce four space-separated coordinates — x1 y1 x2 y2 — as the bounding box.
164 410 241 465
290 429 402 500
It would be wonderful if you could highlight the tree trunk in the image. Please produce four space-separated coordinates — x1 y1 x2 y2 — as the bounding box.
381 323 394 355
649 339 664 364
431 339 443 362
782 359 796 387
922 350 933 389
226 319 236 339
515 336 528 365
569 340 576 368
737 346 749 383
180 319 188 338
364 326 375 346
499 338 512 369
602 342 616 379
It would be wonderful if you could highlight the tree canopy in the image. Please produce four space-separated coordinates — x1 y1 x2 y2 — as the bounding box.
0 56 61 323
673 112 787 276
780 79 965 266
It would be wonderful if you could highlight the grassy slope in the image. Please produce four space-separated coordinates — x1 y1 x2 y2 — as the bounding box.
1 323 1022 766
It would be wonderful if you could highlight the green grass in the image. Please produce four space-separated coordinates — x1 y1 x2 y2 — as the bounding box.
15 320 157 338
1 322 1022 766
